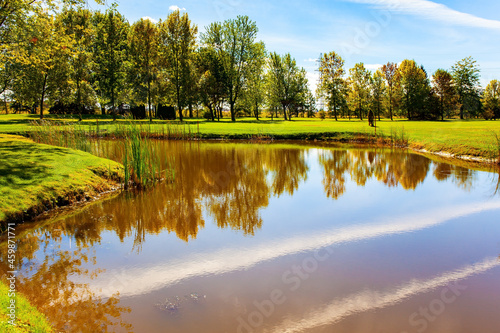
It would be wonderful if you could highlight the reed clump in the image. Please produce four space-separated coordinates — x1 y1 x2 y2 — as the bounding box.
28 120 175 189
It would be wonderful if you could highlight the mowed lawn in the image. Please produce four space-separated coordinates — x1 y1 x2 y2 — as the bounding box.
0 134 123 223
1 113 499 159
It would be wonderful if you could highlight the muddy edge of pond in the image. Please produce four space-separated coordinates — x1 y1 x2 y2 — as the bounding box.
1 182 122 228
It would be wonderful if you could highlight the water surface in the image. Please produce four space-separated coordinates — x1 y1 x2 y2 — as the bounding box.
2 142 500 333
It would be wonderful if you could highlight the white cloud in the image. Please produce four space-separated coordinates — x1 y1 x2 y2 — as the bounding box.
304 58 319 62
344 0 500 30
142 16 158 23
169 5 186 11
365 63 383 71
306 71 319 94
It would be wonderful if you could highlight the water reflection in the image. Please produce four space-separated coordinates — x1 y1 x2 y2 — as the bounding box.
271 256 500 333
0 231 131 332
5 144 489 248
320 149 431 194
83 201 500 298
1 143 497 332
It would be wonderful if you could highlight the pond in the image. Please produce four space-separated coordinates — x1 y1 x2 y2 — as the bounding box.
2 141 500 333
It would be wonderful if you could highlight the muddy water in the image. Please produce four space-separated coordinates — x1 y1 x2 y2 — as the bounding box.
2 142 500 333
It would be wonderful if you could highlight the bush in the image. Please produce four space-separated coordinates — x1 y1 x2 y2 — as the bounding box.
157 104 176 120
318 110 326 120
48 102 96 115
130 105 146 119
203 110 212 120
483 109 495 120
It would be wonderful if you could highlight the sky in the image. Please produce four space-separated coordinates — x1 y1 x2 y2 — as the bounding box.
90 0 500 91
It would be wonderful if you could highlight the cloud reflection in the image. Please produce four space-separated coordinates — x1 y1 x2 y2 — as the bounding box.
90 201 500 298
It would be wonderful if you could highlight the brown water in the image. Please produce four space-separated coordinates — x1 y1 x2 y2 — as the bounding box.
2 141 500 333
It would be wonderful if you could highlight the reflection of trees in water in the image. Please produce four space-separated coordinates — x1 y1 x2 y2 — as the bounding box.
433 162 475 191
319 149 478 200
0 144 485 332
0 233 131 332
319 150 349 199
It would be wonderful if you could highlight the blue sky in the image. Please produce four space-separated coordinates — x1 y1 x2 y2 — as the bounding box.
92 0 500 90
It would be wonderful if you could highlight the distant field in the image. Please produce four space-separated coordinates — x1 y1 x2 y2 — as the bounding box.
0 113 499 160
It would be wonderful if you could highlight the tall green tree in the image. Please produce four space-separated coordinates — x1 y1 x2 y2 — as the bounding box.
483 79 500 120
432 69 456 120
451 56 481 119
202 15 260 122
93 6 129 111
196 47 227 121
317 51 346 121
12 10 73 118
370 69 386 121
128 18 158 121
266 52 308 121
348 63 371 121
239 41 266 120
381 62 398 121
60 6 95 110
158 10 197 121
398 59 430 120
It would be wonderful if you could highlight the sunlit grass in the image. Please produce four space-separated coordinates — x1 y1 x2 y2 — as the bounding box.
0 134 123 224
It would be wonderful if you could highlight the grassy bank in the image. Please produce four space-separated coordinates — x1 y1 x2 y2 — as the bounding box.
0 280 53 332
1 114 499 161
0 134 123 225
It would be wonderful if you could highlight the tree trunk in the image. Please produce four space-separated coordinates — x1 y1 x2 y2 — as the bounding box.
389 89 393 121
40 73 48 120
189 103 193 118
255 101 259 120
282 104 287 121
177 85 183 122
334 99 338 121
230 102 236 122
148 79 152 122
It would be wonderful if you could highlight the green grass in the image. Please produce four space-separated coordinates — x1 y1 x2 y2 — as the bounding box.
0 134 124 224
1 114 499 160
0 280 53 332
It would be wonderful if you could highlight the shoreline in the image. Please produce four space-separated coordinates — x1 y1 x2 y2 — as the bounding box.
1 134 497 227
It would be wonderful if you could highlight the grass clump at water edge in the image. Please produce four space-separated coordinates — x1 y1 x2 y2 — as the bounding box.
28 120 175 189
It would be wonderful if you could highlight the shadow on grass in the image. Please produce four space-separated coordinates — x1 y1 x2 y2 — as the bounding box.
0 142 70 190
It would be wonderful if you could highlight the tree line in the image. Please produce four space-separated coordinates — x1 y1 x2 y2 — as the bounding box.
1 0 499 121
317 52 499 121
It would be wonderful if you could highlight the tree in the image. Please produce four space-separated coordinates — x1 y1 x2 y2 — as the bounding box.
266 52 308 121
317 51 346 121
196 47 227 121
348 63 371 121
432 69 457 120
60 6 96 110
381 62 398 121
483 80 500 120
398 59 430 120
128 18 158 121
451 56 481 119
11 10 73 118
202 15 260 122
239 41 266 120
158 10 197 121
93 6 129 112
370 69 385 121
